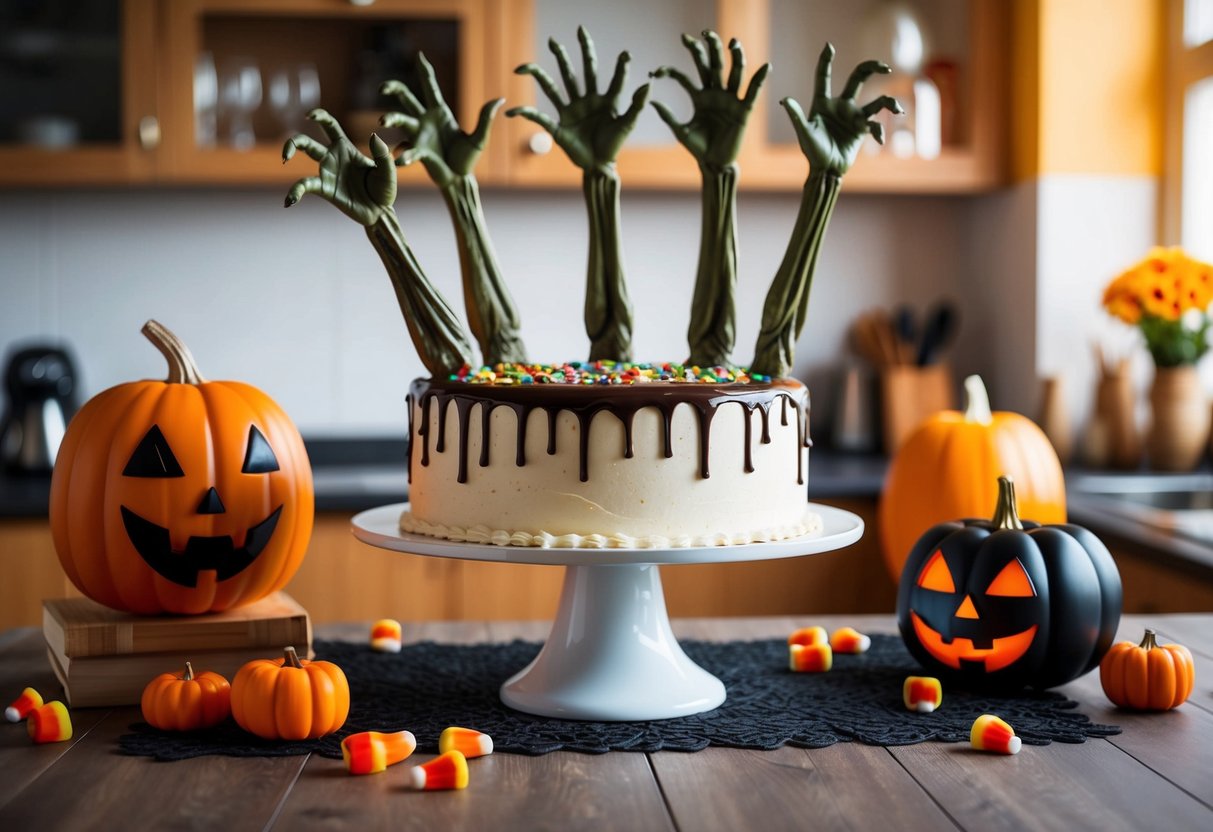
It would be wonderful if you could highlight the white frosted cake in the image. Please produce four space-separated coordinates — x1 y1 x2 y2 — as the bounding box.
399 365 820 548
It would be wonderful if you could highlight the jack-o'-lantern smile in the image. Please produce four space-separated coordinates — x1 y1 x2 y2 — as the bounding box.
120 504 283 588
910 612 1037 672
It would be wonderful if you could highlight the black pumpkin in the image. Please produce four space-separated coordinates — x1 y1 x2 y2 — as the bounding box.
896 476 1122 690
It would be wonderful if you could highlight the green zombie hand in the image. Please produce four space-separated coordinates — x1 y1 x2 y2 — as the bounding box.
507 26 650 173
784 44 903 178
650 31 769 171
379 54 504 190
282 109 395 226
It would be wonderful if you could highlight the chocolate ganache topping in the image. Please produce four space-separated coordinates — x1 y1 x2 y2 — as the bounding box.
407 377 811 486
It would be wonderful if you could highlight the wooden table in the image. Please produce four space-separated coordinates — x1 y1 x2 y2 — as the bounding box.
1 614 1211 831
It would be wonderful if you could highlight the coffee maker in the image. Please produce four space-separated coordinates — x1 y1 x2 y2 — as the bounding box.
0 344 80 474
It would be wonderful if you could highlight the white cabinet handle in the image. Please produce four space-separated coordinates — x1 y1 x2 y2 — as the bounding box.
349 0 375 6
138 116 161 150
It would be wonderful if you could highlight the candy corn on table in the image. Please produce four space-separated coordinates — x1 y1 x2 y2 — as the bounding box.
0 614 1210 831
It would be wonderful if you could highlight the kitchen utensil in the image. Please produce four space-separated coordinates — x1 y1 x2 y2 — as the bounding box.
832 365 877 452
0 343 79 474
916 301 958 365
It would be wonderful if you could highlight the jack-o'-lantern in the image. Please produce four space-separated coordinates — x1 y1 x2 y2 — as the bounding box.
49 321 313 615
897 477 1121 690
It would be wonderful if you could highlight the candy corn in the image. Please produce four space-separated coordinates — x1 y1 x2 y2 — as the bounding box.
787 626 828 647
370 619 403 653
6 687 43 723
970 714 1021 755
27 701 72 744
903 676 943 713
408 750 469 791
439 726 493 759
830 627 871 654
341 730 417 775
789 642 832 672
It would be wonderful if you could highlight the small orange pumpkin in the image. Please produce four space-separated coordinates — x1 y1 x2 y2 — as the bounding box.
231 647 349 740
880 375 1066 581
1100 629 1195 710
141 662 232 731
50 320 313 615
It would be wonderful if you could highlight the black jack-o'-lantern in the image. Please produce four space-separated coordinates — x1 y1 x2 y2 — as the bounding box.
896 477 1122 690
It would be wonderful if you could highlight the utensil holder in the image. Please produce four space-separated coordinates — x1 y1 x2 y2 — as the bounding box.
880 364 956 453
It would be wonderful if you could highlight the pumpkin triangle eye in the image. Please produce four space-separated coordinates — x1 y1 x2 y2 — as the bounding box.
987 558 1036 597
123 425 184 478
242 426 279 474
917 550 955 593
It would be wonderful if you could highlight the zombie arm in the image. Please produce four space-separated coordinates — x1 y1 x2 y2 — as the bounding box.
507 27 650 361
282 109 474 376
750 45 902 378
651 31 769 367
380 55 526 365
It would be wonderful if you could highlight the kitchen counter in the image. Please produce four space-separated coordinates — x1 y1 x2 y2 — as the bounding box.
1 613 1210 831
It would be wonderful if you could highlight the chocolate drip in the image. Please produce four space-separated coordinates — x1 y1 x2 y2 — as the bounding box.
436 397 451 454
742 402 754 473
479 401 494 467
406 393 415 483
546 408 558 455
454 398 474 483
512 404 528 466
407 378 810 486
660 404 674 459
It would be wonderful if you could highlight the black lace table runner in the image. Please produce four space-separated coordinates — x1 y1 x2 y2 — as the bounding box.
119 635 1119 760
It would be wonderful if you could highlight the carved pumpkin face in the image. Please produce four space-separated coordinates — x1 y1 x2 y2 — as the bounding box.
50 322 313 615
897 477 1122 690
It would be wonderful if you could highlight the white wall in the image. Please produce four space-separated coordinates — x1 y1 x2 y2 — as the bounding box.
0 186 976 437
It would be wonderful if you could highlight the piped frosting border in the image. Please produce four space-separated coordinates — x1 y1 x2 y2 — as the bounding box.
398 509 823 549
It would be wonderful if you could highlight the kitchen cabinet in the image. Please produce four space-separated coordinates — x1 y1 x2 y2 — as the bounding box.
0 0 159 186
0 0 1006 192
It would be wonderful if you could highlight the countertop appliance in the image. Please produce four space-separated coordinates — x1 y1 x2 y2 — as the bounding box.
0 344 79 474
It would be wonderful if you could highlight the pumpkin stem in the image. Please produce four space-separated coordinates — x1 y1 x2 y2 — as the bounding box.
1140 629 1158 650
142 320 207 385
183 661 195 681
992 476 1024 530
963 375 993 425
283 646 304 669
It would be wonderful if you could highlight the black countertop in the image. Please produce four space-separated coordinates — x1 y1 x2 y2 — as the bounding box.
0 440 888 518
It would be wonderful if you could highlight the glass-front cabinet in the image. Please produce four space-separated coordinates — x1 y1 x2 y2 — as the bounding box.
0 0 1006 192
0 0 158 185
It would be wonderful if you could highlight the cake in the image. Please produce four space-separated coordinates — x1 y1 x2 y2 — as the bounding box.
400 365 820 548
282 29 896 548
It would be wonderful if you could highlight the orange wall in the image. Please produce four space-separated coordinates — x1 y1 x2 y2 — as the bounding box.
1014 0 1164 180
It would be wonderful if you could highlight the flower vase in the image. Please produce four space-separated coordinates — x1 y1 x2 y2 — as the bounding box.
1146 366 1210 471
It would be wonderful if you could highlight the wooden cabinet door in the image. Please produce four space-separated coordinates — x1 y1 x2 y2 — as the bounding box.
0 0 159 186
158 0 498 185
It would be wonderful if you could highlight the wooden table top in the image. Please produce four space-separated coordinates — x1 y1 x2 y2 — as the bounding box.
1 613 1210 831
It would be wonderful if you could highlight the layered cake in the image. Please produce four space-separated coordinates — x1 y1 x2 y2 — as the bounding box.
401 364 819 548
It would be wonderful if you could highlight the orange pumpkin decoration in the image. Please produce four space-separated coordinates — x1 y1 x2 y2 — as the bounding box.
879 375 1066 581
231 647 349 740
49 320 313 615
141 662 232 731
1100 629 1195 710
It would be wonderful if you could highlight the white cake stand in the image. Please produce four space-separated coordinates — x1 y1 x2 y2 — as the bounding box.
351 502 863 722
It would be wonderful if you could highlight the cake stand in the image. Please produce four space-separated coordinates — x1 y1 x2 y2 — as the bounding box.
351 503 863 721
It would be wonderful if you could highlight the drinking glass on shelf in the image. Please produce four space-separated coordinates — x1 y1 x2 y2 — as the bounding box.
194 51 218 148
219 57 262 151
268 63 321 139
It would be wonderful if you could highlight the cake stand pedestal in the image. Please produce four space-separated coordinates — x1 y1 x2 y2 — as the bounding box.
351 503 863 721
